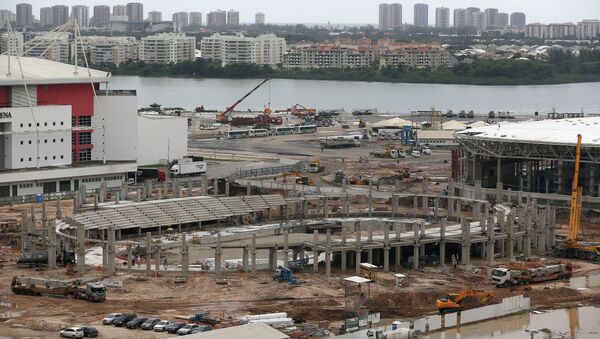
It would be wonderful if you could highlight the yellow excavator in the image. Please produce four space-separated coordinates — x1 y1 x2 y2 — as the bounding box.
554 134 600 261
436 290 497 314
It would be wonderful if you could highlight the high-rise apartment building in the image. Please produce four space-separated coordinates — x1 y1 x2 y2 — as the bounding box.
453 9 467 28
140 33 196 64
496 13 509 29
466 7 480 27
148 11 162 23
71 6 89 27
414 3 428 27
472 12 486 32
189 12 202 26
227 10 240 26
379 3 402 31
0 10 15 23
435 7 449 30
40 7 53 27
484 8 498 29
16 3 33 27
207 10 227 27
201 33 286 66
52 5 69 26
173 12 188 31
112 5 127 17
510 12 526 28
576 20 600 40
127 3 143 21
255 12 265 25
93 5 110 27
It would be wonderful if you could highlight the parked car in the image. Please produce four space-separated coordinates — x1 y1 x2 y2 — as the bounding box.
59 327 84 338
412 150 421 158
81 327 98 338
125 317 148 329
165 322 186 334
140 318 161 330
190 325 212 334
113 313 136 327
177 324 200 335
153 320 171 332
102 313 122 325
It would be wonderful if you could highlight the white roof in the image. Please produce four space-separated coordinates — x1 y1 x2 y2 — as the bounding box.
169 323 288 339
371 117 413 128
0 56 110 85
417 129 456 140
359 262 378 269
344 276 372 284
466 121 489 129
394 273 407 278
455 117 600 146
442 120 467 131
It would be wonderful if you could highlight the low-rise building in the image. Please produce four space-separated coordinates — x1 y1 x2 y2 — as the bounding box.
74 36 139 66
380 46 456 70
577 20 600 40
200 33 286 66
526 23 577 39
24 32 71 64
283 45 370 69
140 33 196 64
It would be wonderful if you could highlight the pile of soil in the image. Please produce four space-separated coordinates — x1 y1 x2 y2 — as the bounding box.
529 287 583 305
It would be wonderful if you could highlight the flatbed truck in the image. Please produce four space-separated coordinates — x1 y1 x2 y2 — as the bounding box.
11 276 106 302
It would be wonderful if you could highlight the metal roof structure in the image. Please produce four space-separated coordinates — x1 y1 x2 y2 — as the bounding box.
168 322 289 339
343 276 372 284
0 56 110 85
71 195 287 230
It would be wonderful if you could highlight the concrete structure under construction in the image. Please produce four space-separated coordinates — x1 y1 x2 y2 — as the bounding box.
455 118 600 207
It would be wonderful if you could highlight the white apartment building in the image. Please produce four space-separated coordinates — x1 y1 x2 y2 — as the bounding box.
173 12 189 31
435 7 450 30
0 32 24 56
25 32 71 64
379 3 402 31
526 23 577 39
140 33 196 64
576 20 600 40
200 33 286 66
283 47 370 69
73 36 139 66
255 12 265 25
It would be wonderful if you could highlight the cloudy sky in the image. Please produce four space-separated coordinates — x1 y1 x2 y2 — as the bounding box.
4 0 599 24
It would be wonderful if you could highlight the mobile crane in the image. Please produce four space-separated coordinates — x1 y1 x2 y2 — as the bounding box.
215 78 271 123
554 134 600 261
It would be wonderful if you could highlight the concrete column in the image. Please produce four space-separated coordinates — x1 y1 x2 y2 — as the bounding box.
181 234 189 276
461 218 471 266
487 215 495 265
268 248 277 271
313 230 319 273
355 224 362 275
225 180 230 197
341 250 347 271
523 206 532 258
507 208 515 261
242 246 249 273
126 244 133 272
368 188 373 217
246 181 252 196
146 232 152 275
422 175 429 194
395 223 402 266
283 230 289 268
76 222 86 269
322 197 328 218
47 220 57 269
440 219 446 266
251 233 257 276
106 226 116 275
413 223 419 269
136 189 142 202
154 247 161 272
498 210 506 257
215 233 223 282
367 225 373 263
325 229 331 277
213 178 219 196
413 195 418 217
383 224 390 272
448 197 454 217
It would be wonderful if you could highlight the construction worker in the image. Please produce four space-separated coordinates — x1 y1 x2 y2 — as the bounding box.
136 255 141 268
163 258 168 270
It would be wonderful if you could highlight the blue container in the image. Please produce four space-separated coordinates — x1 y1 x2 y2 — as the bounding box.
35 194 44 203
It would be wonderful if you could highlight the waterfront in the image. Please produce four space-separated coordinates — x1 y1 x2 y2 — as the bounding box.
110 76 600 115
428 307 600 339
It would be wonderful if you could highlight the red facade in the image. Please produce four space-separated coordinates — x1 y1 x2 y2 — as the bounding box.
0 87 9 107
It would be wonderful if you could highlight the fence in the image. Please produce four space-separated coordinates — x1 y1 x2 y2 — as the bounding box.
570 273 600 288
227 163 303 182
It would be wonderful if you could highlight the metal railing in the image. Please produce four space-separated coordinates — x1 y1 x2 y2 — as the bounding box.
228 162 303 182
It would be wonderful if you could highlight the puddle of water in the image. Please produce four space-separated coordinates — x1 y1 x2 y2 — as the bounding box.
427 307 600 339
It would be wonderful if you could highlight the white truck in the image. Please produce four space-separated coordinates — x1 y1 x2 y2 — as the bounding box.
170 156 207 177
491 263 572 287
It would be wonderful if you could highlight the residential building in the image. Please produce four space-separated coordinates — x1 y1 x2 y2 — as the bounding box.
510 12 526 28
496 13 509 29
435 7 449 30
93 5 110 27
75 36 138 66
189 12 202 26
466 7 480 27
577 20 600 40
525 23 546 39
472 12 486 32
484 8 498 29
112 5 127 17
127 3 144 21
453 9 467 28
0 10 15 23
255 12 265 25
379 3 402 31
414 3 428 27
71 5 89 27
227 10 240 26
140 33 196 64
201 33 286 66
40 7 53 27
173 12 188 31
16 3 33 27
52 5 69 26
0 32 24 56
284 46 370 69
148 11 162 23
24 32 70 64
207 10 226 27
525 23 577 39
380 46 456 70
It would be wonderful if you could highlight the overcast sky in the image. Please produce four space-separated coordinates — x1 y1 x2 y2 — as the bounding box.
3 0 599 24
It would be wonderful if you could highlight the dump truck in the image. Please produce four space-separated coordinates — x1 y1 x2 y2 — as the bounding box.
491 262 572 287
170 156 207 177
11 276 106 302
436 290 497 313
308 161 324 173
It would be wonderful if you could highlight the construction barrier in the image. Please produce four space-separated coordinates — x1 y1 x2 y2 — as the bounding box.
570 273 600 288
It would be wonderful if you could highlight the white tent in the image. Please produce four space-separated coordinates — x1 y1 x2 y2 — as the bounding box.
371 117 413 129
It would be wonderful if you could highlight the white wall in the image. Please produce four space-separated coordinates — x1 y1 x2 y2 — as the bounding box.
92 95 138 162
137 114 187 166
4 105 72 169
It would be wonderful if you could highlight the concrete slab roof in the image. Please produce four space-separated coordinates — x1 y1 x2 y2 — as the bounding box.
0 56 110 85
